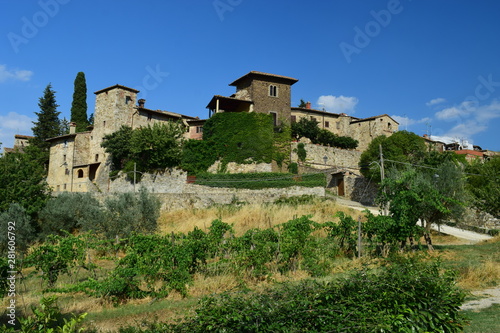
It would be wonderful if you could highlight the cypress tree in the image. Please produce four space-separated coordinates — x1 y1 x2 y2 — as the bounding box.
70 71 89 132
31 83 61 151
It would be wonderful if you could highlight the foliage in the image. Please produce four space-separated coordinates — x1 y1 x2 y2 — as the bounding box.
291 117 319 141
101 125 134 172
70 72 89 132
272 122 292 170
298 99 307 108
99 188 160 239
0 203 35 256
166 256 467 333
377 162 468 249
38 192 104 237
131 122 185 171
194 172 325 189
295 142 306 163
0 147 51 217
102 122 185 177
180 139 217 175
0 296 88 332
31 83 61 152
287 162 298 174
26 234 87 287
325 211 358 257
467 156 500 218
203 112 275 167
292 117 358 149
0 257 9 298
359 130 427 182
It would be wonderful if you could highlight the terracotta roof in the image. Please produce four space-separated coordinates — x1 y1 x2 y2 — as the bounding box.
291 107 341 117
350 114 399 125
206 95 254 109
45 133 77 142
3 147 15 154
229 71 298 86
138 107 197 120
14 134 34 139
94 84 140 95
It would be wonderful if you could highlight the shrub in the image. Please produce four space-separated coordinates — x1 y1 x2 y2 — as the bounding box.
166 256 468 332
0 203 35 256
195 172 325 189
38 192 104 237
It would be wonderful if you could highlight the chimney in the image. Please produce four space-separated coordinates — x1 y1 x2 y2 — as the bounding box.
69 122 76 134
138 99 146 108
305 101 311 109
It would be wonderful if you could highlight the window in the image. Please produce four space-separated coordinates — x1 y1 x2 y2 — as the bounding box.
63 184 67 190
147 113 152 121
77 169 84 178
65 168 70 175
325 121 330 128
196 126 203 133
270 112 278 126
103 121 106 127
310 116 316 121
63 154 66 161
388 122 392 130
95 154 99 162
291 115 296 123
269 85 278 97
125 96 132 104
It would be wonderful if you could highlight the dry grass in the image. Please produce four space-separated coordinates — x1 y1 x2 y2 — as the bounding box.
158 198 364 236
458 260 500 289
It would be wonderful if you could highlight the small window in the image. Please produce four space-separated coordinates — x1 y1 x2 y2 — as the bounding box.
63 154 66 161
63 184 67 190
196 126 203 133
103 121 106 127
291 115 296 123
388 122 392 130
310 116 316 121
269 85 278 97
65 168 70 175
77 169 84 178
270 112 278 126
125 96 132 104
95 154 99 162
147 113 152 121
325 121 330 128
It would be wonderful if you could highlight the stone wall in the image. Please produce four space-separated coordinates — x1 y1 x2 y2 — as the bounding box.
154 185 325 211
290 142 362 170
105 168 188 193
207 161 273 174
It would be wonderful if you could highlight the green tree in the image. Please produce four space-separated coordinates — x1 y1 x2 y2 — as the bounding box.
359 130 427 182
0 146 51 218
298 99 307 108
467 156 500 218
31 84 61 152
291 117 319 141
378 161 467 250
131 122 185 171
101 125 134 171
70 72 89 132
0 203 35 256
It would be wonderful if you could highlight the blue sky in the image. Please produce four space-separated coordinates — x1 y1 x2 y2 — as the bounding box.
1 0 500 151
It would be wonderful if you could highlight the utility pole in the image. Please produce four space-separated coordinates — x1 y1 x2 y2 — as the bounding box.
379 144 388 215
133 162 136 193
357 216 362 259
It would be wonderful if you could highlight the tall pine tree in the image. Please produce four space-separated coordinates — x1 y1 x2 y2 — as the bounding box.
31 83 61 152
70 72 89 132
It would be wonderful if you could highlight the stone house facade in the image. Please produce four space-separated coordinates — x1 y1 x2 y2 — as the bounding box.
46 84 198 193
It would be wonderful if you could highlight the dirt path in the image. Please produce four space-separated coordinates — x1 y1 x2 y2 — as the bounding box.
460 287 500 311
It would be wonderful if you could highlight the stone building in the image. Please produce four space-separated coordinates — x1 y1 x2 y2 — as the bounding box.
207 71 399 151
46 84 198 193
2 134 34 154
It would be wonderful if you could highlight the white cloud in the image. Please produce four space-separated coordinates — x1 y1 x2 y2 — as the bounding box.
391 115 430 127
316 95 358 114
436 99 500 141
426 97 446 107
0 64 33 83
0 112 34 150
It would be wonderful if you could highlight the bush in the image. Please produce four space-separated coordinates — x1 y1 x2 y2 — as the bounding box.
99 188 160 239
0 203 35 256
166 256 468 332
38 192 104 237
